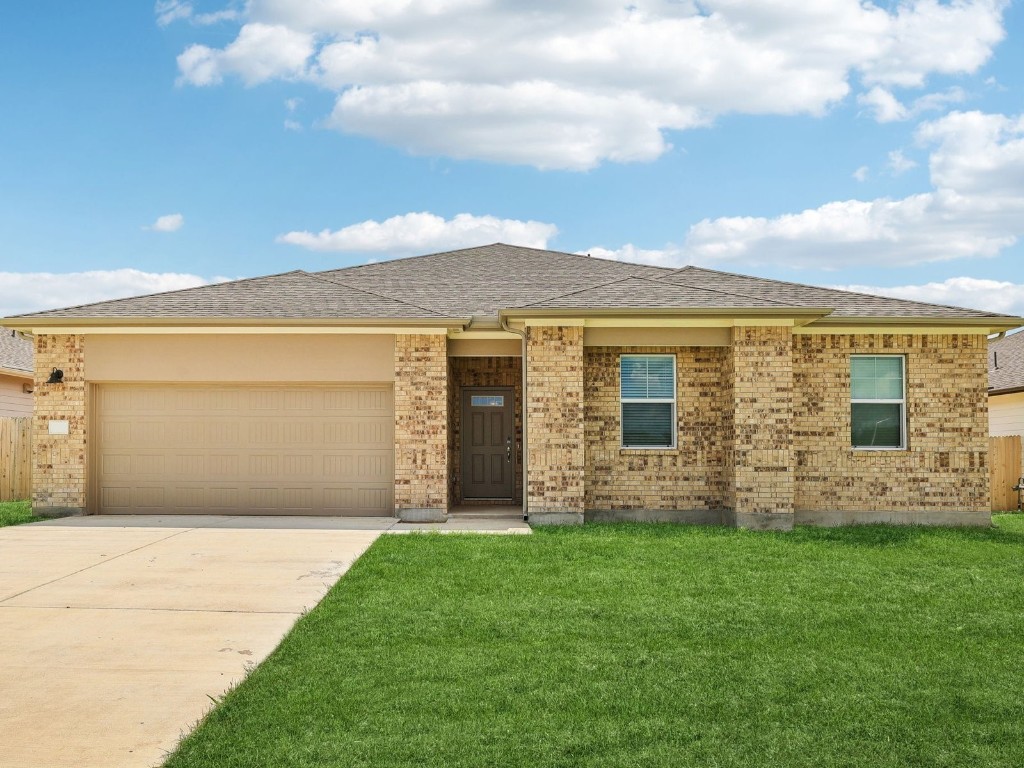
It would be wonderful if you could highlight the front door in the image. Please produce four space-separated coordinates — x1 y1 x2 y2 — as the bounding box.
461 387 515 500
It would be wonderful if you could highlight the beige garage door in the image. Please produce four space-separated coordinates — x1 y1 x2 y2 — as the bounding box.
94 384 394 515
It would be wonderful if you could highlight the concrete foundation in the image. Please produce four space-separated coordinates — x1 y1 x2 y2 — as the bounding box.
397 508 448 523
794 509 992 527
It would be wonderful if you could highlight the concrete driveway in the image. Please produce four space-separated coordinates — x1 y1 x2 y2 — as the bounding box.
0 515 393 768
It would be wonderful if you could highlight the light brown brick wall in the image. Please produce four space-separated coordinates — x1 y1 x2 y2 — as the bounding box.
584 346 729 510
394 334 448 513
33 334 88 512
728 326 795 523
448 356 523 506
794 333 989 514
527 326 584 517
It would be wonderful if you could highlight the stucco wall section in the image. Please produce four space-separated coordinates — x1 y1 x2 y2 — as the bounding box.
33 334 87 513
448 356 523 506
527 326 584 520
584 346 728 511
729 326 795 525
394 334 449 516
794 333 989 515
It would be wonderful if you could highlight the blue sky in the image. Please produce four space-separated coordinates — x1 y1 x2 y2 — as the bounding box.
1 1 1024 316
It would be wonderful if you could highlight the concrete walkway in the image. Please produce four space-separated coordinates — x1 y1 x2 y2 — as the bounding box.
0 513 530 767
0 515 394 768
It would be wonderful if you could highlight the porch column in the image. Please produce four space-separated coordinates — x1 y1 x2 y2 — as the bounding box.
394 333 449 522
526 325 584 524
727 325 795 530
33 334 88 515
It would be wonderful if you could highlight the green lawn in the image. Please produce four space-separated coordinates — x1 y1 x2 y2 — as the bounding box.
166 518 1024 768
0 500 33 528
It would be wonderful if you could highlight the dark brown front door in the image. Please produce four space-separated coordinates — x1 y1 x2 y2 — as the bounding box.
461 387 515 500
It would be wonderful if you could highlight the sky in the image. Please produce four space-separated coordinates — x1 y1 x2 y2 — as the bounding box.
1 1 1024 317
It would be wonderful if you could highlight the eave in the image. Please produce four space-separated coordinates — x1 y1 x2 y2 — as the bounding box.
0 316 471 335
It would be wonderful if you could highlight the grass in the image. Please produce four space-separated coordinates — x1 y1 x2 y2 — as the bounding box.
166 518 1024 768
0 500 33 528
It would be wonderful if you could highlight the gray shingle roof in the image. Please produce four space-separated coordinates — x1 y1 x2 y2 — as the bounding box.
317 243 669 316
0 327 32 373
658 266 1003 319
518 276 800 310
989 331 1024 393
12 270 447 320
5 243 1018 324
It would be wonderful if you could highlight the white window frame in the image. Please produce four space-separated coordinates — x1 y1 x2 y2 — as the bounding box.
620 354 677 450
851 354 907 451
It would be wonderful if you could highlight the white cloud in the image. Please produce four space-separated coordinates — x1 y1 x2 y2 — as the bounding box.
0 270 218 317
834 277 1024 316
853 165 869 182
858 85 968 123
155 0 192 27
177 23 314 87
284 119 302 132
147 213 184 232
887 149 917 175
166 1 1007 169
588 110 1024 269
155 1 240 26
858 87 909 123
277 212 558 254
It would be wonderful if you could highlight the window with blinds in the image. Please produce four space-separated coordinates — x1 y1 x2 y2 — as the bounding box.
620 354 676 449
851 355 906 450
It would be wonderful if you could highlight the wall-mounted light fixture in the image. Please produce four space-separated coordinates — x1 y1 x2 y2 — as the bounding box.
46 368 64 384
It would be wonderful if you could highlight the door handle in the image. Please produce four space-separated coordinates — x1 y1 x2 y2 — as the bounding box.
506 437 512 463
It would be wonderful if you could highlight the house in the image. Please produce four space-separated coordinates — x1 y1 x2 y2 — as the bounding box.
988 330 1024 436
2 244 1019 529
0 327 33 418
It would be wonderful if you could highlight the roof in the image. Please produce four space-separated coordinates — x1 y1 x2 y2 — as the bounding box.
4 243 1018 326
11 270 448 320
989 331 1024 394
0 327 32 375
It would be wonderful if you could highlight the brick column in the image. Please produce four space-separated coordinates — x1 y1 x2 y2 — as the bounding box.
33 334 88 515
727 326 795 530
526 325 584 524
394 334 449 522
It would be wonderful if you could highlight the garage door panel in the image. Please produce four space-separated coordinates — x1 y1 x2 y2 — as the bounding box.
95 384 394 516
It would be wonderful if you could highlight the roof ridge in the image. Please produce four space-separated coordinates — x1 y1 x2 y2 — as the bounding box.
302 271 451 318
665 265 1008 318
317 242 676 278
641 274 797 308
7 269 306 318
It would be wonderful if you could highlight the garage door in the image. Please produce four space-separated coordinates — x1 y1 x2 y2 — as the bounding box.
94 384 394 515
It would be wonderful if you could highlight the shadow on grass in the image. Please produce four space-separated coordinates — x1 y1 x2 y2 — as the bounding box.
538 518 1024 548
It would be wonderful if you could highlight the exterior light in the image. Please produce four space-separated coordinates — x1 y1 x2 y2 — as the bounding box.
46 368 64 384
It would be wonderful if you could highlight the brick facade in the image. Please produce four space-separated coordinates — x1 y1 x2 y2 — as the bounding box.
448 356 523 507
793 333 989 523
727 326 795 529
33 334 88 514
394 334 449 521
584 346 729 516
526 326 584 523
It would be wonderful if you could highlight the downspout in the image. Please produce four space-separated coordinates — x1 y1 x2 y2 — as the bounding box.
500 315 529 522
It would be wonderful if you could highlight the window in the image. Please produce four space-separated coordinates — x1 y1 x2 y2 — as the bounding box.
471 395 504 407
851 355 906 450
620 355 676 448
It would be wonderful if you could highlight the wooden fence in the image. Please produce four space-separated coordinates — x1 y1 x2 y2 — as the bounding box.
991 435 1023 512
0 417 31 502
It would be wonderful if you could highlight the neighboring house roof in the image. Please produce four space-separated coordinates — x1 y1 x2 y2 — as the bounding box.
0 327 32 376
989 331 1024 394
3 243 1018 326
